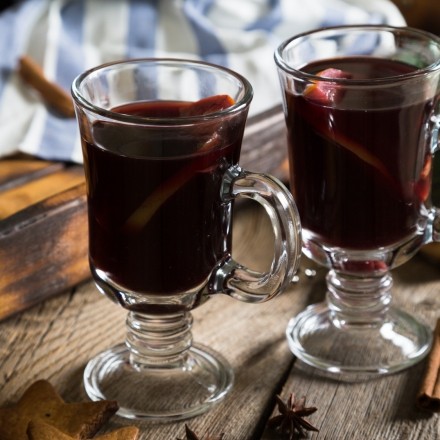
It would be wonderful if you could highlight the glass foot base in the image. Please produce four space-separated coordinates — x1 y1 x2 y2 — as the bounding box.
286 302 432 380
83 343 233 421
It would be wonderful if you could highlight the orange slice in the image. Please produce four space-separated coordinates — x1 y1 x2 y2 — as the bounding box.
304 68 352 104
123 95 235 233
303 68 397 194
414 155 432 202
180 94 235 116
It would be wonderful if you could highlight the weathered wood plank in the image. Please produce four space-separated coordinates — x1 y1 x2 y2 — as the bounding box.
0 203 307 439
241 104 288 182
0 166 84 220
0 183 89 320
391 0 440 35
0 204 439 439
0 156 64 191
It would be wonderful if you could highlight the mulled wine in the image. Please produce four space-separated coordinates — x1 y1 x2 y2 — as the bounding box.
284 57 436 249
82 98 242 294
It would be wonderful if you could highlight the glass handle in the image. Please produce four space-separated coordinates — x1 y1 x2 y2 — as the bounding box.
209 165 302 303
431 116 440 241
431 115 440 155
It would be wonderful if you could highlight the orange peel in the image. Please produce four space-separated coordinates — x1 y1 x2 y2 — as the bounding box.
123 95 235 234
303 67 397 193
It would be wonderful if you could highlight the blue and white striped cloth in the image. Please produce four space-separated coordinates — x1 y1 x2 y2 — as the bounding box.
0 0 405 163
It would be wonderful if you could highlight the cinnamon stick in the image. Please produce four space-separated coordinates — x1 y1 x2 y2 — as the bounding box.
417 318 440 412
18 55 75 118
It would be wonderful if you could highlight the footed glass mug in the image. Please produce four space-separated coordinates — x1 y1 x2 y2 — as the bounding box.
275 25 440 378
72 58 302 420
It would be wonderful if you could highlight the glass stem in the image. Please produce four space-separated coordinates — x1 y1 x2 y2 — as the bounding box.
125 311 193 370
326 269 392 329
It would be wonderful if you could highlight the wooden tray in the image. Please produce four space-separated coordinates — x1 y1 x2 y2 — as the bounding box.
0 105 288 321
0 156 88 320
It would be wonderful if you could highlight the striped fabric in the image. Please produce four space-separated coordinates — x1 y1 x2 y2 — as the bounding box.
0 0 405 163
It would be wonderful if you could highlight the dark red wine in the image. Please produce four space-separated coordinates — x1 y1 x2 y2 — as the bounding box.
284 57 436 249
83 99 243 294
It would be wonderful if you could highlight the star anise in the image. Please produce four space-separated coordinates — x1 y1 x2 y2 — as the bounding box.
177 424 225 440
268 393 319 439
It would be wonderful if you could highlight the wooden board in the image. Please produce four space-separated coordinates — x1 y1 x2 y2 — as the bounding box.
0 107 288 321
0 155 89 320
0 204 439 439
391 0 440 35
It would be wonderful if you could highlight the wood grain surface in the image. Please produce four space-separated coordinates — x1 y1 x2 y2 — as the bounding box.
0 182 89 320
391 0 440 34
0 202 439 439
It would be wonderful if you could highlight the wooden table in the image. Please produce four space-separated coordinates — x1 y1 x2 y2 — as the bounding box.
1 199 439 439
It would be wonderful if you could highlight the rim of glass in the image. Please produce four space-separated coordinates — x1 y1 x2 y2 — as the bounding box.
274 25 440 86
71 58 253 125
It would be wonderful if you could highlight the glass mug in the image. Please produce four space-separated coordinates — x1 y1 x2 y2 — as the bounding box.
275 25 440 379
72 58 302 420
